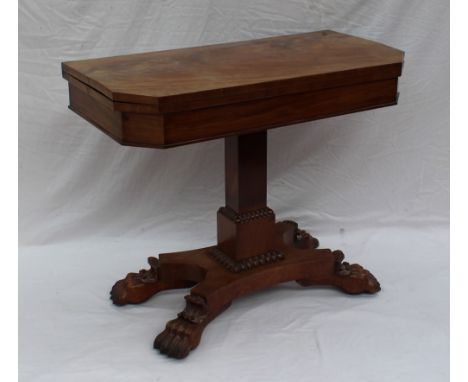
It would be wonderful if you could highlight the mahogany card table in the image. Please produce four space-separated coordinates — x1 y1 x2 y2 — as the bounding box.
62 30 404 359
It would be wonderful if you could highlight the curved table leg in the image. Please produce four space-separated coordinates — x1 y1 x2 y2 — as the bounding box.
296 250 381 294
110 257 196 305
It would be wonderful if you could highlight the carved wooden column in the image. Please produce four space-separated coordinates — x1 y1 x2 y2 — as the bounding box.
216 131 278 267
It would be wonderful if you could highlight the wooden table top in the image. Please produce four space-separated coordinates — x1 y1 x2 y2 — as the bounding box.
62 31 404 148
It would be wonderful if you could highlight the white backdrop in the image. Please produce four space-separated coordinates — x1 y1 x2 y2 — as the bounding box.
19 1 449 381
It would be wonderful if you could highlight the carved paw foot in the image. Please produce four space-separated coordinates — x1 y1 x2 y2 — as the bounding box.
154 317 203 359
282 220 319 249
154 294 208 359
332 250 381 294
110 257 161 305
296 250 380 294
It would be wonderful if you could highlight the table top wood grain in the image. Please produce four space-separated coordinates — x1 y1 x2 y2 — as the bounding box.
62 30 404 148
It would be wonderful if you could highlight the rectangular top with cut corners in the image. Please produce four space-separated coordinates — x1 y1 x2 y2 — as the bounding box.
62 30 404 148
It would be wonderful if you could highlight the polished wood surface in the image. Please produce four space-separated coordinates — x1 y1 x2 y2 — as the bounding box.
62 30 403 111
62 31 404 148
225 132 267 213
63 31 404 359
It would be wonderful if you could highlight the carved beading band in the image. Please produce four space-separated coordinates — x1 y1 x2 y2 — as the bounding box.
219 206 274 224
210 248 284 273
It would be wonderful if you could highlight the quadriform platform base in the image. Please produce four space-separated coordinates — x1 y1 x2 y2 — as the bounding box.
62 31 403 359
109 132 380 359
111 221 380 359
